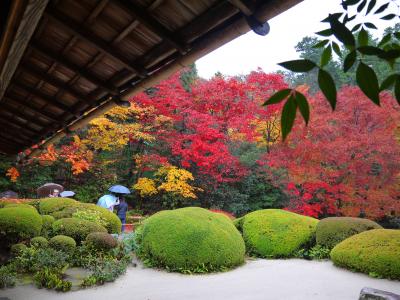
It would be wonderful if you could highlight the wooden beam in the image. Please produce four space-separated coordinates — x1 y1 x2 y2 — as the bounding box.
44 9 148 78
0 113 41 134
29 41 119 95
0 103 49 127
3 95 58 122
116 0 189 54
0 130 31 145
0 0 49 102
228 0 253 16
20 63 98 105
14 82 77 116
0 117 38 136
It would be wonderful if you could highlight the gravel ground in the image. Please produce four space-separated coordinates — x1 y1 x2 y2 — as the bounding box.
1 259 399 300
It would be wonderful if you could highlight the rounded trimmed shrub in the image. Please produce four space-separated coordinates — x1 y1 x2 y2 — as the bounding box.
10 243 27 256
331 229 400 280
240 209 319 258
0 207 42 244
85 232 118 251
30 236 48 248
39 198 81 215
41 215 55 237
79 203 122 234
137 207 245 273
49 235 76 253
52 218 107 243
316 217 382 249
3 203 37 211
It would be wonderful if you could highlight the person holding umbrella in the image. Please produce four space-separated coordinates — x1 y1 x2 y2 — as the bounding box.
97 185 130 216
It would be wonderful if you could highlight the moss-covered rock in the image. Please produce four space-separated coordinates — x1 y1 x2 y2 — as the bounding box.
79 203 122 234
49 235 76 253
30 236 48 248
85 232 118 251
240 209 319 258
331 229 400 280
52 218 107 243
0 207 42 245
38 198 81 215
137 207 245 273
41 215 55 238
316 217 382 249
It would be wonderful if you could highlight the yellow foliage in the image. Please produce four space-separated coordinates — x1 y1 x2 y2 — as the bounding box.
133 166 202 199
227 128 246 141
133 178 158 197
156 166 202 199
252 114 280 147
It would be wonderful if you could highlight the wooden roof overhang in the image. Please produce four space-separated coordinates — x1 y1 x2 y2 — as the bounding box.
0 0 302 156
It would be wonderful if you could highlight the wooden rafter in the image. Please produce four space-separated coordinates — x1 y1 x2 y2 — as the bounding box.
0 103 49 127
3 95 58 123
13 82 76 116
30 42 119 95
0 117 38 136
116 0 189 54
44 8 148 78
20 63 97 106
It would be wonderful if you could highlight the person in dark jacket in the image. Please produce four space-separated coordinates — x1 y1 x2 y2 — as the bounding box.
116 196 128 232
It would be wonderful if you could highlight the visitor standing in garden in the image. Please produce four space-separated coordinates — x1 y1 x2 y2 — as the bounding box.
97 193 119 212
116 196 128 232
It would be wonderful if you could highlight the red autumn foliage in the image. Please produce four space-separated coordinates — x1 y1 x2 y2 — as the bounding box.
264 86 400 220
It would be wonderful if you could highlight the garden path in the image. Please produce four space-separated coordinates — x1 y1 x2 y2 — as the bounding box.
1 259 399 300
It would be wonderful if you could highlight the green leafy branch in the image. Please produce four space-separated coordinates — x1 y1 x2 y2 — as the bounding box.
266 0 400 140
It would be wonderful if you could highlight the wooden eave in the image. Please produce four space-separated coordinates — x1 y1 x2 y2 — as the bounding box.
0 0 302 155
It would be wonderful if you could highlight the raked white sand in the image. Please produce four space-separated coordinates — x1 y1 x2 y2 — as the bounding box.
1 259 399 300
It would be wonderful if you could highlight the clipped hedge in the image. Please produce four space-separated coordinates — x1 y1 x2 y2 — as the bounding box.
31 236 48 248
0 207 42 245
316 217 382 249
49 235 76 253
52 218 107 243
331 229 400 280
39 198 81 215
137 207 245 273
240 209 318 258
85 232 118 251
79 203 122 234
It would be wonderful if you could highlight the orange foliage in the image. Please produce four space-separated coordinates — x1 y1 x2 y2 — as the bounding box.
6 167 20 182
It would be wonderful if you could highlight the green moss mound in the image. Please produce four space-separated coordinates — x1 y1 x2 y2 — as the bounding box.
79 203 122 234
30 236 48 248
331 229 400 280
49 235 76 252
240 209 318 258
10 243 27 257
39 198 81 215
85 232 118 251
137 207 245 273
39 199 121 234
52 218 107 243
3 203 37 211
0 207 42 245
316 217 382 249
41 215 55 238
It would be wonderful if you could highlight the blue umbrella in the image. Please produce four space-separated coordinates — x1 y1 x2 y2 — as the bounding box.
60 191 75 197
108 185 131 194
97 194 118 208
